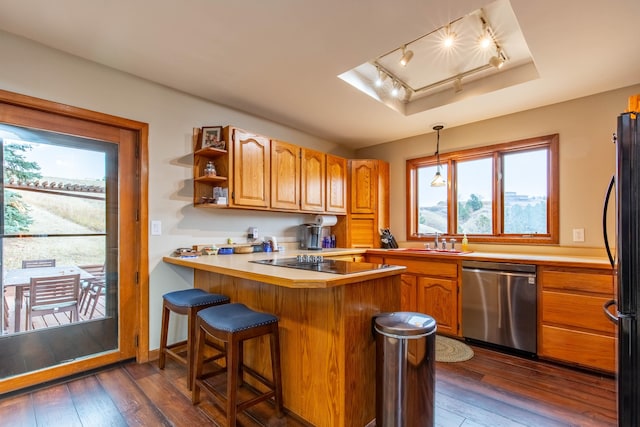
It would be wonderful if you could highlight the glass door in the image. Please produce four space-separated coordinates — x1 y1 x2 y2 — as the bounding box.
0 123 119 378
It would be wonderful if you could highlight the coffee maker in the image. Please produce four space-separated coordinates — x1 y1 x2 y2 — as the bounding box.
298 223 323 250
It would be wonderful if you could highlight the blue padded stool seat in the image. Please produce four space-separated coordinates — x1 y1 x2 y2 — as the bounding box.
158 289 230 390
163 288 230 308
198 302 278 332
192 303 283 425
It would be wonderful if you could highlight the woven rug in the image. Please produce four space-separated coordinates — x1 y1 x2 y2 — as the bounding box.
435 335 474 363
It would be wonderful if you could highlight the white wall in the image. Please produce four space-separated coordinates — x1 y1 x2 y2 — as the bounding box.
0 30 354 349
357 84 640 255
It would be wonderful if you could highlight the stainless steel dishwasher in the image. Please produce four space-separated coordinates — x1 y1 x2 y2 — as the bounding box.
462 261 537 354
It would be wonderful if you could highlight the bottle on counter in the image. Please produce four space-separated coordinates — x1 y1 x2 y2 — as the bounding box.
462 234 469 251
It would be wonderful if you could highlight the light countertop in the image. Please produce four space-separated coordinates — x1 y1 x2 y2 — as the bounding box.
162 248 405 289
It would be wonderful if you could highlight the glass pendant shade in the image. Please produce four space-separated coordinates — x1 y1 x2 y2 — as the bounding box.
431 169 446 187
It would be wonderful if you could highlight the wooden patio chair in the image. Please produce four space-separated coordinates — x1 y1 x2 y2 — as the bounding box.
25 274 80 331
77 264 105 310
22 259 56 269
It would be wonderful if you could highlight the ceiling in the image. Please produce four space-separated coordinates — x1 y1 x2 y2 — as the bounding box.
0 0 638 149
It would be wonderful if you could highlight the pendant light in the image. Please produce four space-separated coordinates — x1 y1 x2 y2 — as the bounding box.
431 125 446 187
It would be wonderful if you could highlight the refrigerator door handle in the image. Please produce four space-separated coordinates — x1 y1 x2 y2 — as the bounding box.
602 175 615 268
602 299 618 324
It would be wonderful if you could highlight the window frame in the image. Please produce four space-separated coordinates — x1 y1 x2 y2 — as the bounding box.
406 134 559 244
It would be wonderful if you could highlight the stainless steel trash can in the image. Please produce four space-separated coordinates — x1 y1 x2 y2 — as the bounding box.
374 312 437 427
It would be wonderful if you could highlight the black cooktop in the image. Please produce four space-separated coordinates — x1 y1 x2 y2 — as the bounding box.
250 257 392 275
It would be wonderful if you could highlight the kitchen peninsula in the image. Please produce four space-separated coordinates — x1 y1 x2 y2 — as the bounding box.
163 250 405 427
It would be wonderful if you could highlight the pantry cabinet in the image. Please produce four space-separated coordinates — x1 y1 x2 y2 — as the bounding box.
334 159 389 248
538 266 616 373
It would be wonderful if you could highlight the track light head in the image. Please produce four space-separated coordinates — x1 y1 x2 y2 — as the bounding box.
400 46 414 67
489 54 505 69
375 68 388 87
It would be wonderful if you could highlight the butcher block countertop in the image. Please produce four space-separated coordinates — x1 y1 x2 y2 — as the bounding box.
162 248 405 289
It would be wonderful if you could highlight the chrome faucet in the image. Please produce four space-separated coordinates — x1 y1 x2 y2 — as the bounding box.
434 232 440 247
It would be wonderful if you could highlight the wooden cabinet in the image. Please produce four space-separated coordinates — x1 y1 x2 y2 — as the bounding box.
370 255 460 336
300 148 325 212
325 154 347 214
334 159 389 248
416 276 458 335
271 140 300 211
538 266 616 373
350 160 377 213
193 132 229 206
228 127 270 209
194 125 347 215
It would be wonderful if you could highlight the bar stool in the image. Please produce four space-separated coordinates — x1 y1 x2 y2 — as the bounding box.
159 288 230 390
192 302 283 425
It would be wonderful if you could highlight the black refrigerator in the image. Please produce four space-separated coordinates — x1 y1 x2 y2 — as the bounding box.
603 111 640 427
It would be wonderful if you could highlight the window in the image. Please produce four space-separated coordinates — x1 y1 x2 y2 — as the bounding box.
407 134 558 244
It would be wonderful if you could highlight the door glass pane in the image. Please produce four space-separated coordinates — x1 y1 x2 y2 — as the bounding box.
0 123 118 378
417 164 448 234
503 149 548 234
456 157 493 234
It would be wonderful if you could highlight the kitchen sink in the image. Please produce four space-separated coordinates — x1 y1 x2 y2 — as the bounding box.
386 248 470 255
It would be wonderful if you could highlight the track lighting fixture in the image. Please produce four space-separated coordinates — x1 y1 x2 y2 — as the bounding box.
489 51 505 69
454 77 463 93
399 45 414 67
375 68 388 87
443 25 456 48
431 125 446 187
391 80 400 97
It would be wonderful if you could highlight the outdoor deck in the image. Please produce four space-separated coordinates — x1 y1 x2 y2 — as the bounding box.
2 286 106 335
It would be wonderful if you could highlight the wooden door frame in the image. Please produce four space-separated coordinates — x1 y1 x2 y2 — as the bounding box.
0 89 149 393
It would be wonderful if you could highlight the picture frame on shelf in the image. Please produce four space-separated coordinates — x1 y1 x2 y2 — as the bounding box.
201 126 225 149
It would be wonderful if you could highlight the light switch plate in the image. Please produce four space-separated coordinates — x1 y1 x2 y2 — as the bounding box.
572 228 584 242
151 220 162 236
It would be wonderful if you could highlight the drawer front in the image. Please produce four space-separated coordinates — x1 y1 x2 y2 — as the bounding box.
542 291 615 334
540 269 614 294
383 257 458 278
540 324 615 373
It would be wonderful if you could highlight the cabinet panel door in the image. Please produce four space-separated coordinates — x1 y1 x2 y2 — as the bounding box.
417 276 458 336
350 160 377 214
300 148 325 212
232 128 270 208
401 274 417 312
271 140 300 210
326 154 347 214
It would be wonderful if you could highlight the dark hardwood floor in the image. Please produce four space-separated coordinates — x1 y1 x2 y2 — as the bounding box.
0 344 616 426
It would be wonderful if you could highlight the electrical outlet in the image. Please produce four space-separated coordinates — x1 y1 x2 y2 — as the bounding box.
248 226 258 240
572 228 584 242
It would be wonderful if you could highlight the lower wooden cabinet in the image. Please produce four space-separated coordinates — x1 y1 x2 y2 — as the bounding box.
538 266 616 373
416 276 458 336
370 255 460 336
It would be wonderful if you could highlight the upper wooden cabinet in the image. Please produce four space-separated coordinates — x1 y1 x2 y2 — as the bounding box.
271 140 300 211
229 127 270 209
350 160 377 214
300 148 325 212
325 154 347 214
195 125 347 214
